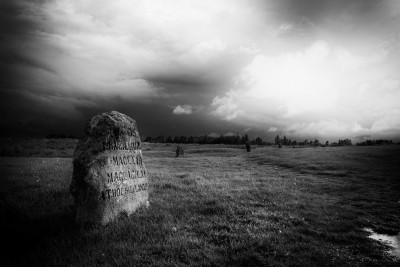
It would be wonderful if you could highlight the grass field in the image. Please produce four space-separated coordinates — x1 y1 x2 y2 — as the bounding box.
1 142 399 266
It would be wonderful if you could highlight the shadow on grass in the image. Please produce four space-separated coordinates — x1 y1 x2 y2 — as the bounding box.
1 194 77 266
0 166 78 266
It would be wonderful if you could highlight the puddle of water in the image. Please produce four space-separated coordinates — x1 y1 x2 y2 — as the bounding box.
364 228 400 259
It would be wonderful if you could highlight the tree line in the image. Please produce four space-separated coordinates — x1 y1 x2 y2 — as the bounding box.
144 134 359 146
46 133 397 146
356 140 394 146
143 134 258 145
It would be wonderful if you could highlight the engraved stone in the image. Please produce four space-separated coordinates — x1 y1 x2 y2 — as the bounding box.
70 111 149 225
175 145 184 157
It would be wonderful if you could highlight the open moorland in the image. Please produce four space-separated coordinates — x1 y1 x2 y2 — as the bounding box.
1 140 399 266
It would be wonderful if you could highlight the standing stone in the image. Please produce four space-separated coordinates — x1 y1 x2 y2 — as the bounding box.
70 111 149 225
245 142 251 152
175 145 184 157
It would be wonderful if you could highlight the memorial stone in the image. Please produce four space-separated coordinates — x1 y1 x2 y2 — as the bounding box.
176 145 184 157
70 111 148 225
245 142 251 152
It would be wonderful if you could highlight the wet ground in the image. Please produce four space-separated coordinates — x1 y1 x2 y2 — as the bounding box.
364 228 400 259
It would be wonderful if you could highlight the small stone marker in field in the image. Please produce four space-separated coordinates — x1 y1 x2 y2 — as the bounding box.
70 111 149 225
245 142 251 152
176 145 184 157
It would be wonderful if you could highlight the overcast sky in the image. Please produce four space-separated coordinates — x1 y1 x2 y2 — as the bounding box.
1 0 400 141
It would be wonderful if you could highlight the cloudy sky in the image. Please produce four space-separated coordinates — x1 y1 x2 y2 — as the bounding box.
1 0 400 141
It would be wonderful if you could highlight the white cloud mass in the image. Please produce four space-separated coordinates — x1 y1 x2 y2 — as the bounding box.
212 40 400 139
173 105 193 115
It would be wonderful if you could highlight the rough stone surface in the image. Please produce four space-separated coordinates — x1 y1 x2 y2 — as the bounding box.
175 145 184 157
70 111 148 225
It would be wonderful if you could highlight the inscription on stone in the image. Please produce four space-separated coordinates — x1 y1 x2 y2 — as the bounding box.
70 111 149 225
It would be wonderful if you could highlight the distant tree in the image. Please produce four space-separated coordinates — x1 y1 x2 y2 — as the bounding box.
357 139 395 146
166 136 173 143
326 141 329 146
180 136 188 143
338 139 352 146
243 133 249 144
283 136 288 145
275 135 280 145
173 136 181 143
155 136 165 143
236 134 241 145
255 137 263 145
200 135 215 144
46 134 69 139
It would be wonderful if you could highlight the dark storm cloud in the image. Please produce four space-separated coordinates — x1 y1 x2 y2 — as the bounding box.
0 0 56 94
266 0 395 42
2 51 56 75
146 75 211 87
0 1 40 35
0 90 79 137
0 0 399 141
73 96 238 138
0 1 32 74
0 0 261 138
0 1 52 136
270 0 387 23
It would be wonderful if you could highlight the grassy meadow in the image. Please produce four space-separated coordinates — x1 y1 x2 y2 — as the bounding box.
1 140 400 266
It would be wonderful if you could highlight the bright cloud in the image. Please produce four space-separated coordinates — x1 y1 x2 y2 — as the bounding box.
173 105 193 115
6 0 265 100
212 40 400 139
